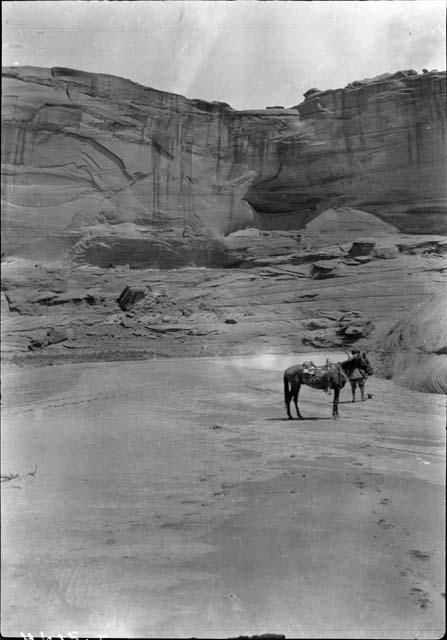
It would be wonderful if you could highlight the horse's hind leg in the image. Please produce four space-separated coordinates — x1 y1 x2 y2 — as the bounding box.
284 374 293 419
351 381 356 402
332 387 340 419
293 383 303 419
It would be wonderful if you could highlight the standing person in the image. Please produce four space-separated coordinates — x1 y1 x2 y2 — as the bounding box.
345 349 368 402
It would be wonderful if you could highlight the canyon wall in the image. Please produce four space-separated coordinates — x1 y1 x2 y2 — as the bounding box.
2 66 446 266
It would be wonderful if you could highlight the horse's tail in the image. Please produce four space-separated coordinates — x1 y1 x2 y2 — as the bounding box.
283 372 290 405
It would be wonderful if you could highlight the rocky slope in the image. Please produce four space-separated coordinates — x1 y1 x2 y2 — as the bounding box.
2 67 446 267
2 224 445 383
375 293 447 394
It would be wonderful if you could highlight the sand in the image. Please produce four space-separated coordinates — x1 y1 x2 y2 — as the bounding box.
1 353 445 638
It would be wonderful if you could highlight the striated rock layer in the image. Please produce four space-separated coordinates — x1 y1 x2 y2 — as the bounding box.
375 294 447 394
2 66 446 267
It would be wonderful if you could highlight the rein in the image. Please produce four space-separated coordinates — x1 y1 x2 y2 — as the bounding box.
336 363 349 382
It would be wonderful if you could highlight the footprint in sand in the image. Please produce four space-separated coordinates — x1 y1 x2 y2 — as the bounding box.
160 521 185 530
408 549 432 561
409 587 432 609
377 518 395 530
105 538 116 545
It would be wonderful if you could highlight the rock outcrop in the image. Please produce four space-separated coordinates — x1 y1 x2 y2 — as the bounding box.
117 285 149 311
375 295 447 394
348 238 377 257
1 66 446 267
310 261 339 279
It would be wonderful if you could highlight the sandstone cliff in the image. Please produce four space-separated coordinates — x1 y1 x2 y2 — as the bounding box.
2 66 446 267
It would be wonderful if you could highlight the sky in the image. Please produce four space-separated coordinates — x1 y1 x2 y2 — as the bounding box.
2 0 446 110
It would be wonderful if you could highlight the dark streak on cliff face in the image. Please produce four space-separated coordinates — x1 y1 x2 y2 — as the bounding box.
1 66 446 266
248 71 446 232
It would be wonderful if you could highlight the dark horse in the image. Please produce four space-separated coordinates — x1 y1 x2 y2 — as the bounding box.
283 353 373 420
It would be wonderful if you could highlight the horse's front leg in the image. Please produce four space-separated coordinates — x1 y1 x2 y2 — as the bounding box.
286 387 293 419
293 383 303 419
332 387 340 419
351 381 356 402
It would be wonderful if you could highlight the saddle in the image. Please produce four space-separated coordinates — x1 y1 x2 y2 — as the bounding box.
302 361 346 391
302 361 329 390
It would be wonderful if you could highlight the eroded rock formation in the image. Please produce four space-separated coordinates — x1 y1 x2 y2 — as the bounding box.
375 294 447 394
2 66 446 267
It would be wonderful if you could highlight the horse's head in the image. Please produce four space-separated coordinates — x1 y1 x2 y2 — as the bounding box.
358 351 373 376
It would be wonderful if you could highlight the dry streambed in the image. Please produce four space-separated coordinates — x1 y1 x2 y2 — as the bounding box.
1 354 445 637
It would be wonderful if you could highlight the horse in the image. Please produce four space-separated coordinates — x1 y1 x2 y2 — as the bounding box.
283 352 373 420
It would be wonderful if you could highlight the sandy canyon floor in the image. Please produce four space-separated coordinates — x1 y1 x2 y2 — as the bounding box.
1 353 445 638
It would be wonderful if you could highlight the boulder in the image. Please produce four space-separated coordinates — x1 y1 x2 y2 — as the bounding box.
29 327 73 350
305 318 336 330
343 325 372 338
372 245 399 259
344 255 372 265
117 286 150 311
310 261 339 279
397 237 447 255
352 256 372 264
348 238 376 257
337 311 374 339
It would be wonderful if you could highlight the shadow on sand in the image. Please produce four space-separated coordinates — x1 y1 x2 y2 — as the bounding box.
266 416 334 422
